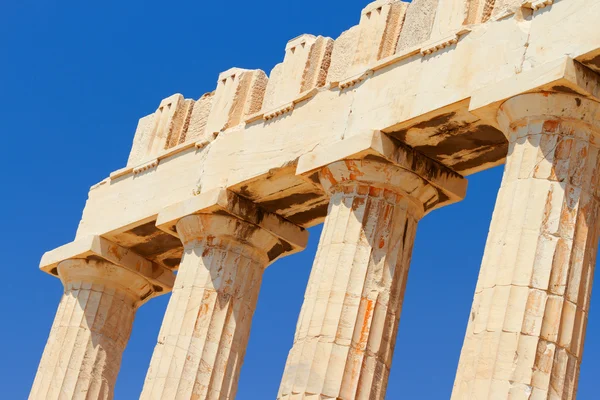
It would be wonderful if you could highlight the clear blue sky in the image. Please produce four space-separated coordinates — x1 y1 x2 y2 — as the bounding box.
1 1 599 399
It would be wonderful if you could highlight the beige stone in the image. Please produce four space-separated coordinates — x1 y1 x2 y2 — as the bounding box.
328 0 409 84
30 237 173 400
396 0 438 51
31 0 600 398
127 94 194 167
278 135 467 399
30 257 170 400
327 26 361 84
128 68 267 166
77 3 600 242
452 93 600 400
205 68 267 135
140 190 308 400
184 92 214 145
262 34 333 116
429 0 469 40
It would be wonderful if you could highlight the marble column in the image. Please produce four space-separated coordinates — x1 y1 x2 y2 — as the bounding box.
278 157 465 400
29 258 155 400
140 214 281 400
452 93 600 399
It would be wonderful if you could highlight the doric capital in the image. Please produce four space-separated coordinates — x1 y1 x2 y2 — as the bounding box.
497 92 600 138
40 235 174 305
156 188 308 264
175 214 280 265
317 159 444 216
57 258 154 305
297 130 467 215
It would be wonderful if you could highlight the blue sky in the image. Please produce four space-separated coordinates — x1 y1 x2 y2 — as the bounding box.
1 0 599 398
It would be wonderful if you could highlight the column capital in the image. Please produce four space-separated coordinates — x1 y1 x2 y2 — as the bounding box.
498 92 600 137
40 235 174 304
156 188 308 264
57 259 152 304
296 130 467 215
175 214 281 265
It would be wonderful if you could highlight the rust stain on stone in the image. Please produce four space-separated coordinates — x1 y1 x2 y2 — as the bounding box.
543 120 560 133
556 137 572 159
358 298 375 351
369 186 382 197
107 244 122 261
352 197 366 211
542 185 554 231
345 160 365 181
321 167 338 187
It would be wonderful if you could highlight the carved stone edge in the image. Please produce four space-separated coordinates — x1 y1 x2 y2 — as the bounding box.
372 46 422 71
155 188 309 263
263 102 295 120
469 56 600 122
522 0 554 10
421 28 471 56
133 159 159 175
40 235 175 298
109 141 201 181
339 70 374 90
245 111 265 124
296 130 468 205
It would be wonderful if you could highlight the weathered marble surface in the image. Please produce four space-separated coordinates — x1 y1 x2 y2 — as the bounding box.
278 137 467 399
32 0 600 398
453 93 600 399
29 259 155 400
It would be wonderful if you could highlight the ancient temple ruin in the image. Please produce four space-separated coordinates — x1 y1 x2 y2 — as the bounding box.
29 0 600 398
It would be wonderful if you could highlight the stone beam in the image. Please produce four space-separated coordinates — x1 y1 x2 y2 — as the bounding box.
296 130 467 209
40 234 175 299
155 188 308 264
74 0 600 256
469 56 600 123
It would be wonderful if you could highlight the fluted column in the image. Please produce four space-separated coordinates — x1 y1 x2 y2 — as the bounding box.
452 93 600 399
140 214 281 400
279 156 466 400
29 258 156 400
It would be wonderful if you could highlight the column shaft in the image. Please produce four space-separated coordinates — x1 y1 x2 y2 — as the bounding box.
29 260 142 400
452 94 600 399
141 214 276 400
279 183 420 399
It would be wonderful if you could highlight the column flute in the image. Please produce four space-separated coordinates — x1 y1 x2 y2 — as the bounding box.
452 93 600 399
140 190 308 400
30 237 173 400
278 132 467 399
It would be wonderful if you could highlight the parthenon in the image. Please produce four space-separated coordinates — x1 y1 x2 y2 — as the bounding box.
29 0 600 398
